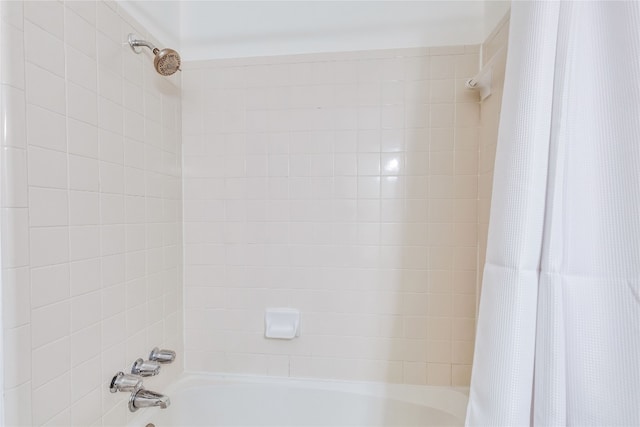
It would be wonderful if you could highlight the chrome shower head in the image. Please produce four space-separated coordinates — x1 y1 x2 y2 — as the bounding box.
128 34 181 76
153 47 181 76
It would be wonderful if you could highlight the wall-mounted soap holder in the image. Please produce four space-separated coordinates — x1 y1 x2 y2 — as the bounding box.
265 308 300 340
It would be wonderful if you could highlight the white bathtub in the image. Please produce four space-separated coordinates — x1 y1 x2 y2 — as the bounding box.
129 373 468 426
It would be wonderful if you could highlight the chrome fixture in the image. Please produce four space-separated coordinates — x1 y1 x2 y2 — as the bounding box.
110 372 143 393
149 347 176 364
110 369 171 412
127 34 181 76
131 358 161 377
129 388 171 412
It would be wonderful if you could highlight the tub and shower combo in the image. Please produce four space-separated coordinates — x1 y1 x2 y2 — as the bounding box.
106 34 466 427
111 26 474 427
4 1 638 425
0 1 512 425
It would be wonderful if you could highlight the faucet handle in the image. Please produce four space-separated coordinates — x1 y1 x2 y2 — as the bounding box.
110 372 143 393
131 358 161 377
149 347 176 364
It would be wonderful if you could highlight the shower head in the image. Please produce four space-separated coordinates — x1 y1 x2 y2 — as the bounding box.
153 48 181 76
128 34 181 76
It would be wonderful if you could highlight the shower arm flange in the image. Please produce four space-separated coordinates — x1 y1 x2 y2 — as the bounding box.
128 34 158 55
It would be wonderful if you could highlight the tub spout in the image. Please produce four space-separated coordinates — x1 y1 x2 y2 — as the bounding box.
129 388 171 412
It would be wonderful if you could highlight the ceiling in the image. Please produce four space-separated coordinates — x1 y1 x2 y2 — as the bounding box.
119 1 510 61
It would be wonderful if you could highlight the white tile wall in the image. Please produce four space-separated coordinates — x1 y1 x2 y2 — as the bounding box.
0 1 507 422
0 2 183 426
182 45 480 386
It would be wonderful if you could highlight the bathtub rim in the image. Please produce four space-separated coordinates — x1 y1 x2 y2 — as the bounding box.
129 371 469 425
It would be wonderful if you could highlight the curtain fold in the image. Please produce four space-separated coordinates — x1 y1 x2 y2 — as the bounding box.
467 2 640 425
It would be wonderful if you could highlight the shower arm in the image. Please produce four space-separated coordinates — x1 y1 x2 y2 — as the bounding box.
128 34 159 55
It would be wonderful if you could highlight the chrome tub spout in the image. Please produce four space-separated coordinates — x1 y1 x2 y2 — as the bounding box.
129 388 171 412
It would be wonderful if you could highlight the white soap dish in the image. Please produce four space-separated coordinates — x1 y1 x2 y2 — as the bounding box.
265 308 300 340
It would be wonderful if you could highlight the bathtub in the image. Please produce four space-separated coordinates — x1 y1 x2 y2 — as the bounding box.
129 373 468 426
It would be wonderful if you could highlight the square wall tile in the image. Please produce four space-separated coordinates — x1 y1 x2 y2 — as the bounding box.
1 2 185 424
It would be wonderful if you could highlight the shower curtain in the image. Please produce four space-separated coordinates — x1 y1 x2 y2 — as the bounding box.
467 1 640 425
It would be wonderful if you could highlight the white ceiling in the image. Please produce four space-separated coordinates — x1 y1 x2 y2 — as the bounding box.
119 1 510 61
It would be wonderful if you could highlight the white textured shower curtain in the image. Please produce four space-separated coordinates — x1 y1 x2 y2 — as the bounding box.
467 1 640 425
